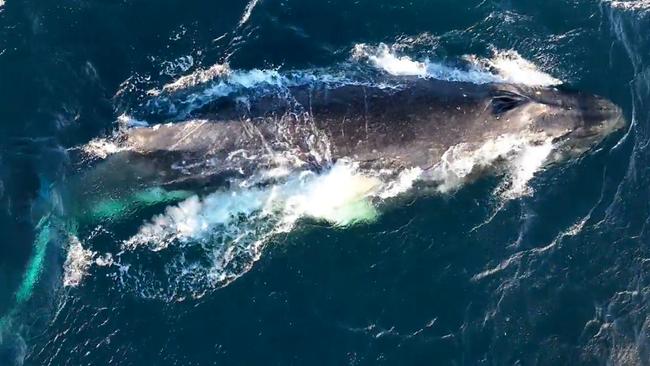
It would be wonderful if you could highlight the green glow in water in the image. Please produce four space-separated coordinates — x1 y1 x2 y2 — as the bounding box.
91 199 125 220
134 187 193 205
330 200 379 227
15 216 51 305
89 187 193 221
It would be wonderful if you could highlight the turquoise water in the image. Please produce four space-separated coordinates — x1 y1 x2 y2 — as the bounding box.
1 0 649 365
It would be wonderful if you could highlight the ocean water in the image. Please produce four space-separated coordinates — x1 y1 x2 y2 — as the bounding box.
1 0 649 365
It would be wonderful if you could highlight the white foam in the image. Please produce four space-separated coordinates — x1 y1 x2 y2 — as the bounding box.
127 42 562 121
428 134 553 198
125 160 381 251
124 190 271 252
353 44 429 77
160 55 194 77
239 0 261 26
429 137 516 193
78 114 150 159
162 63 231 93
159 63 293 97
280 164 381 227
117 161 388 299
95 253 114 267
63 236 96 287
503 138 554 199
467 50 562 87
379 167 424 199
353 43 561 86
117 113 149 128
81 138 126 159
149 64 359 118
609 0 650 11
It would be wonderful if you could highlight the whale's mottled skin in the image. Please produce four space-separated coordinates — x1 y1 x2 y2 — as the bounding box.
71 78 625 208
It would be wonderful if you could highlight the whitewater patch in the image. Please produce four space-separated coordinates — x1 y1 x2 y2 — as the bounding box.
352 44 430 77
124 160 381 252
77 114 149 160
111 161 385 299
156 43 560 102
160 64 231 94
465 50 562 87
609 0 650 11
352 43 561 87
143 64 360 119
429 134 554 198
157 64 351 97
80 138 127 160
63 236 95 288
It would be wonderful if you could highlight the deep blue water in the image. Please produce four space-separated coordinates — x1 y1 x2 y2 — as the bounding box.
1 0 650 365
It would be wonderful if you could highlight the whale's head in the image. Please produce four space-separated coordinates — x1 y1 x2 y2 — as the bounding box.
487 84 626 158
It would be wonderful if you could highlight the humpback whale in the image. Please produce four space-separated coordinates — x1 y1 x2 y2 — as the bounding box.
69 77 625 220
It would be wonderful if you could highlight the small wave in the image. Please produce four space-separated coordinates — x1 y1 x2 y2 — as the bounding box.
157 64 353 97
466 50 562 87
160 64 231 94
144 64 355 118
352 44 430 77
352 43 561 86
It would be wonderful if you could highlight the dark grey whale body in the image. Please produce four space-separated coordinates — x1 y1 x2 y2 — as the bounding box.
72 78 625 214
